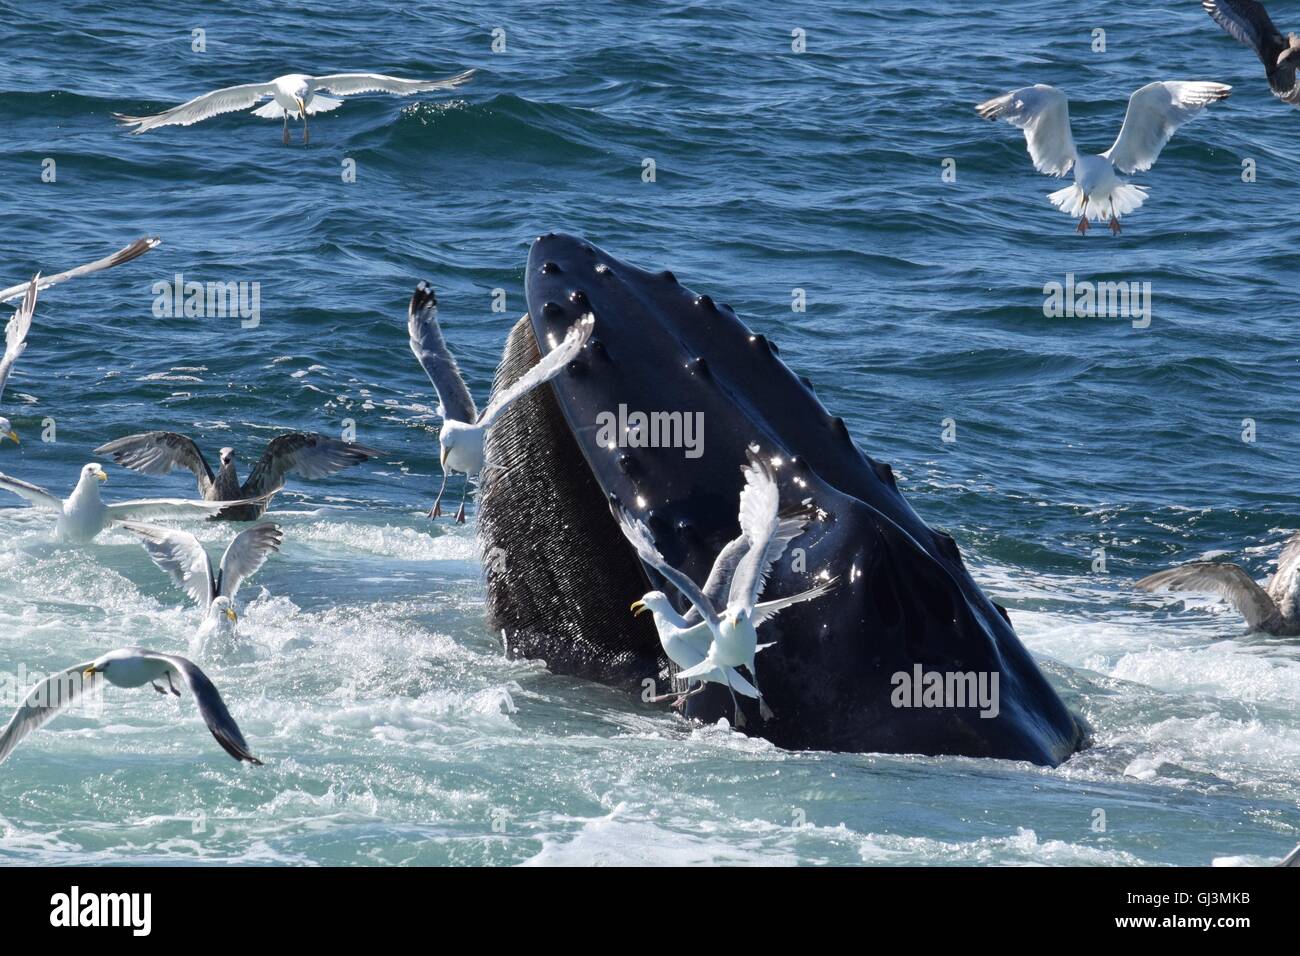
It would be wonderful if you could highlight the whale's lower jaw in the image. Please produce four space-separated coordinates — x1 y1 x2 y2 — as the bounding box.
477 233 1087 766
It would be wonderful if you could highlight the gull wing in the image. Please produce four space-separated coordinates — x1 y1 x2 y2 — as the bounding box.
105 496 252 523
1202 0 1288 69
0 238 160 305
0 662 99 764
477 314 594 428
311 69 476 96
727 454 813 614
752 576 839 627
1137 561 1279 631
614 506 720 627
0 276 37 401
408 282 478 424
0 471 63 511
149 653 262 764
1104 81 1231 174
684 514 811 625
94 431 216 495
114 82 279 133
120 521 216 607
216 523 282 600
975 85 1077 176
241 432 381 500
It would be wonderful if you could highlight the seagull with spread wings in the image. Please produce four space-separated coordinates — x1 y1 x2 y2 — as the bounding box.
95 431 381 521
976 81 1231 234
0 647 262 766
0 463 261 544
0 278 36 448
114 69 475 144
123 521 283 658
1203 0 1300 106
1137 533 1300 635
617 452 836 727
407 281 595 522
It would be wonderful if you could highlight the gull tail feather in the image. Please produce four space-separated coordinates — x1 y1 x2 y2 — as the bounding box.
673 663 757 699
1048 183 1148 221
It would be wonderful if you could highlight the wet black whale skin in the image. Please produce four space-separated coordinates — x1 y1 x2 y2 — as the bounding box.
482 232 1085 765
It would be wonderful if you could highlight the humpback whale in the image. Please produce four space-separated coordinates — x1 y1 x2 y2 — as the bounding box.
477 233 1087 767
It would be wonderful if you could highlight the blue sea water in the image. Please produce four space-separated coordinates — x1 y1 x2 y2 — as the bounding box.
0 0 1296 865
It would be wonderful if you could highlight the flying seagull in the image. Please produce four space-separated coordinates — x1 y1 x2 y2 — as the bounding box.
123 521 282 658
94 431 381 521
1136 532 1300 635
114 69 476 144
1203 0 1300 105
0 463 260 544
0 277 36 447
0 236 161 306
976 81 1231 234
617 451 835 727
407 281 595 522
0 647 262 766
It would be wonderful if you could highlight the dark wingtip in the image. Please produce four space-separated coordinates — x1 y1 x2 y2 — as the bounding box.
410 280 437 316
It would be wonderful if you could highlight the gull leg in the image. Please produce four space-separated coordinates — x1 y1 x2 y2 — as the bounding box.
282 113 289 146
750 661 775 720
720 669 745 729
455 477 468 524
166 673 181 697
151 682 167 695
1076 194 1090 235
1108 202 1122 236
430 472 448 519
303 112 309 145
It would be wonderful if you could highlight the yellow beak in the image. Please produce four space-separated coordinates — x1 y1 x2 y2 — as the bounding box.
96 470 107 482
83 666 99 677
225 607 238 623
630 599 647 617
296 98 307 118
4 430 17 445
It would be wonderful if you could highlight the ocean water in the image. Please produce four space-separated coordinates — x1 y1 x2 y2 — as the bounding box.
0 0 1297 866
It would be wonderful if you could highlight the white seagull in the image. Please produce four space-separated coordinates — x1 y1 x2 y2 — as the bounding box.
123 521 283 658
0 277 36 448
407 281 595 522
0 647 262 766
617 452 835 727
115 69 476 144
976 81 1231 234
0 463 261 544
1137 532 1300 635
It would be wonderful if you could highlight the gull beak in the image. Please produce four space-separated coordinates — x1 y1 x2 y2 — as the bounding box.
225 607 238 623
4 430 17 445
296 98 307 119
630 599 648 617
82 665 99 677
95 468 108 482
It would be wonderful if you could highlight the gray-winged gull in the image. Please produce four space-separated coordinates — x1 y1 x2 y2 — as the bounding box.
976 81 1231 233
0 463 260 543
94 431 381 521
123 521 283 657
114 70 475 144
407 281 595 522
0 647 261 765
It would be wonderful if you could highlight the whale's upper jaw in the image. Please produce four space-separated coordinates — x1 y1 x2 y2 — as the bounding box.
484 232 1084 765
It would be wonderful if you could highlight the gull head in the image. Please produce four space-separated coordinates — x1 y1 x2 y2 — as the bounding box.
218 447 236 467
82 463 108 484
631 591 672 618
0 417 16 445
208 595 238 627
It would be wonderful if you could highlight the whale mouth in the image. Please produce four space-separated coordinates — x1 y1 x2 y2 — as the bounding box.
478 232 1086 765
